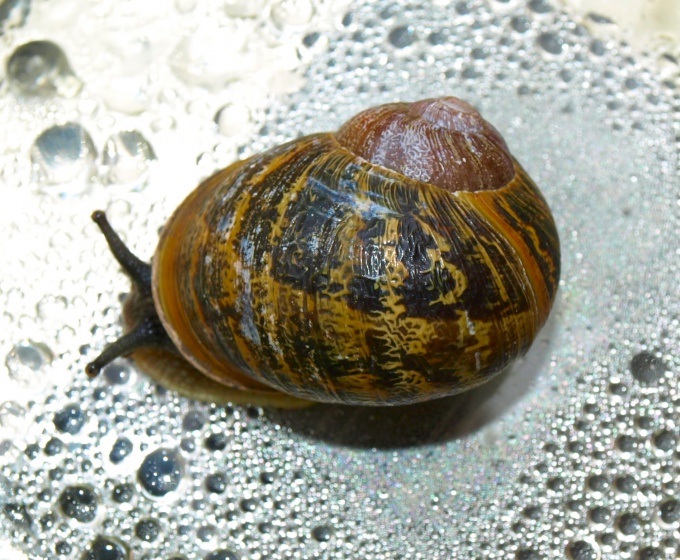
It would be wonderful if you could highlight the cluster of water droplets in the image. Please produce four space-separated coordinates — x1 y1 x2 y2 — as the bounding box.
1 0 679 558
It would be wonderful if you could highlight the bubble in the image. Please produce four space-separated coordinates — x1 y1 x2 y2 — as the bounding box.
135 518 160 542
109 437 133 464
6 40 82 97
53 405 86 435
59 485 99 523
5 340 53 388
270 0 314 29
630 352 665 384
223 0 267 17
102 130 156 185
388 25 417 48
312 524 333 542
205 473 227 494
3 503 32 528
566 539 599 560
31 123 97 187
137 448 184 498
657 498 680 528
537 32 564 55
81 536 129 560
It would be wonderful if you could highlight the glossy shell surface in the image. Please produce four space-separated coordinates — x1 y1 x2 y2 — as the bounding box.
152 129 560 406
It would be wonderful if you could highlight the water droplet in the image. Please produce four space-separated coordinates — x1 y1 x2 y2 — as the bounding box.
44 437 64 456
657 498 680 528
205 432 228 451
590 39 606 56
587 474 608 494
614 475 636 495
616 434 637 454
135 518 161 542
112 483 134 504
204 550 239 560
528 0 552 13
224 0 268 17
170 29 253 87
652 429 676 453
240 497 257 512
260 471 276 484
566 539 599 560
511 16 530 33
635 546 663 560
270 0 314 29
588 508 610 532
215 103 252 137
516 549 540 560
630 352 665 384
36 294 68 320
59 485 99 523
102 130 156 185
5 340 53 388
388 25 417 49
205 473 227 494
312 524 333 542
616 512 641 540
0 0 30 33
7 40 82 97
0 401 27 434
455 2 471 15
182 410 205 432
31 122 97 188
103 363 131 385
109 437 133 464
82 536 129 560
538 32 564 55
138 448 184 497
3 502 32 528
53 405 86 434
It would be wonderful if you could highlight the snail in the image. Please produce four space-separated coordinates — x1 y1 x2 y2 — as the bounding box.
87 96 560 407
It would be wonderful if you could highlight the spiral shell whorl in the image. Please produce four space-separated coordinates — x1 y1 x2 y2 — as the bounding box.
335 97 515 193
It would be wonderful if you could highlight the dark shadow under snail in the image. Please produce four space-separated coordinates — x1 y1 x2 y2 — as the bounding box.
86 96 560 408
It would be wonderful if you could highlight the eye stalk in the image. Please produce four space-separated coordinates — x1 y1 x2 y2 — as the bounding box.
86 211 175 378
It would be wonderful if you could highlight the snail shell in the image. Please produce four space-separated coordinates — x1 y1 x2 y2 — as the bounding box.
88 97 560 406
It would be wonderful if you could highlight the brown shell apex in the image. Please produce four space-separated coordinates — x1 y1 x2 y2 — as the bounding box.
335 96 515 193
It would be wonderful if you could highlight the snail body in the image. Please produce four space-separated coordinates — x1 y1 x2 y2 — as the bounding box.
88 97 560 406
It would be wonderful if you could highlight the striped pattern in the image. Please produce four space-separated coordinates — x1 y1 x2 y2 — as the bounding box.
152 134 560 405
